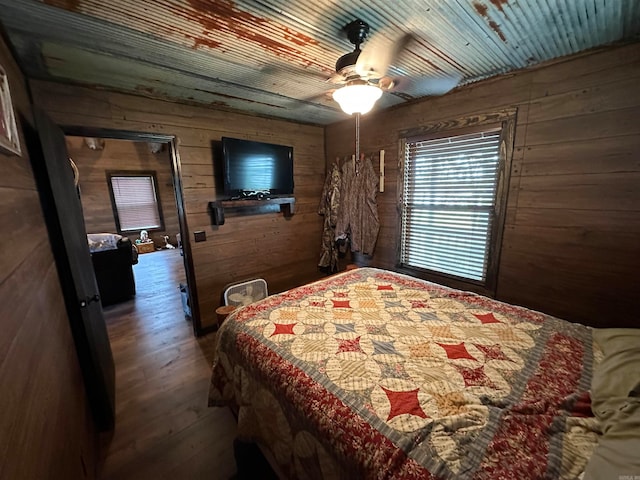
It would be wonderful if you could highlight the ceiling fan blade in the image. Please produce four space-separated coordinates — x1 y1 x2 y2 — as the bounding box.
355 32 412 79
288 90 337 107
393 73 463 97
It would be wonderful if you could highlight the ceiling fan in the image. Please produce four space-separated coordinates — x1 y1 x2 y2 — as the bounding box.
329 19 461 115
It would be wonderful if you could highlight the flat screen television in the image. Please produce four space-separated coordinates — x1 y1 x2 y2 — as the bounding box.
222 137 294 198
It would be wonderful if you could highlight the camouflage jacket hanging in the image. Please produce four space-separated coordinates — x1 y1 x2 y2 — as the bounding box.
318 162 342 272
335 154 379 255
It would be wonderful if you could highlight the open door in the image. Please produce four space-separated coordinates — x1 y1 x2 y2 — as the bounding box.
31 107 115 430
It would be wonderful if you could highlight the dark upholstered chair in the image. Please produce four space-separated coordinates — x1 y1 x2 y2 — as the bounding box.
89 235 138 307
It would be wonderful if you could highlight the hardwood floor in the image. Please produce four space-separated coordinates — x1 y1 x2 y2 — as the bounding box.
99 249 237 480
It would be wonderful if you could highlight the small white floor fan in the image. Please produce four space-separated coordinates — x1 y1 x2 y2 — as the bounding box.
223 278 269 307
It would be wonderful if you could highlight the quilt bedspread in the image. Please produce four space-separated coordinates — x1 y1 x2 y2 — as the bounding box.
209 268 600 479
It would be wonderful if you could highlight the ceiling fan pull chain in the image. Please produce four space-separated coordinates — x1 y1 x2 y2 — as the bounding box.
355 112 360 176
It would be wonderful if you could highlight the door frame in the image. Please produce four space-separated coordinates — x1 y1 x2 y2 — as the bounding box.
62 126 203 336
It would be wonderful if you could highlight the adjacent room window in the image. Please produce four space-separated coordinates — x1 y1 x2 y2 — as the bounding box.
399 113 514 293
107 171 164 232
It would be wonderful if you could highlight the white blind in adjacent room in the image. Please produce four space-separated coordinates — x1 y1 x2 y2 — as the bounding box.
400 129 501 282
110 175 161 231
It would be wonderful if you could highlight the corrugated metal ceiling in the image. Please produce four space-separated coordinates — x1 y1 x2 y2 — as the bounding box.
1 0 638 125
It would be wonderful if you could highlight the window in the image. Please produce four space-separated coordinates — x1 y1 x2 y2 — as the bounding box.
107 172 164 232
399 111 515 293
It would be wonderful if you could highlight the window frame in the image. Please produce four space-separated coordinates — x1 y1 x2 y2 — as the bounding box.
396 109 517 297
106 170 165 234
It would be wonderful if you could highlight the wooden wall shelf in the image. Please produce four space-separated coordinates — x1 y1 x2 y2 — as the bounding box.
208 196 295 225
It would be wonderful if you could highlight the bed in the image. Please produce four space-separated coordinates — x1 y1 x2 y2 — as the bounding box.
209 267 612 479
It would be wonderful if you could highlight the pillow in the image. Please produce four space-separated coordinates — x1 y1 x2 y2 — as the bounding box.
591 328 640 412
583 328 640 479
583 403 640 479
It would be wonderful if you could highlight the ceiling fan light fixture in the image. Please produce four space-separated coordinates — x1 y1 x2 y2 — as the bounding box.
332 83 382 115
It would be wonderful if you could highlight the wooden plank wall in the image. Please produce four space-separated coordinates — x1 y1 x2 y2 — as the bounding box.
65 136 180 248
325 43 640 329
31 83 327 329
0 34 97 478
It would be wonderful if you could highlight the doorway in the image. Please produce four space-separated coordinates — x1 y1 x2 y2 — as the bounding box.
63 127 201 335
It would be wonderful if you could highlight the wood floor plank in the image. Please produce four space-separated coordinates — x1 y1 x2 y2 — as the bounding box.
99 249 237 480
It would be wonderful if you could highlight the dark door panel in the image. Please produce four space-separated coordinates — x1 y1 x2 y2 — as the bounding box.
30 107 115 430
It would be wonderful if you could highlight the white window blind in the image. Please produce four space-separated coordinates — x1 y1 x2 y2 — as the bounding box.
109 175 162 231
401 129 501 282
